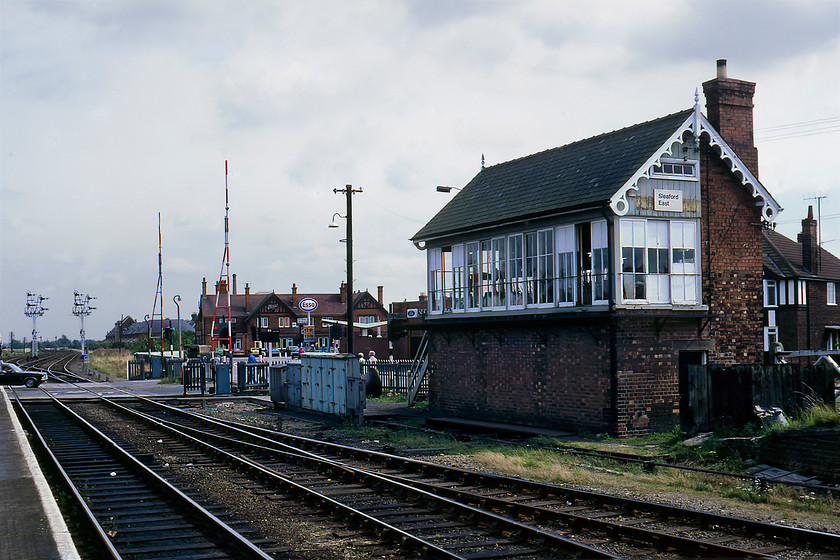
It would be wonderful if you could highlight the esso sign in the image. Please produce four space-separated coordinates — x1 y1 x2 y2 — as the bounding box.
298 297 318 312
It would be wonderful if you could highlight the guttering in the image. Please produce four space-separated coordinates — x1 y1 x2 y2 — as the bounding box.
411 203 605 249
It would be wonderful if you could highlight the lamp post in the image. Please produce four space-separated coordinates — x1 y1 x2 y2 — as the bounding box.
330 185 362 355
173 295 182 361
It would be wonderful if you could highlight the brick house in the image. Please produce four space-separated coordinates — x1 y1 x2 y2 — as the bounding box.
762 208 840 359
411 60 782 437
196 278 389 358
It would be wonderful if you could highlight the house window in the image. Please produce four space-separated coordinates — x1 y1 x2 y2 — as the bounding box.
651 159 697 178
764 326 779 352
764 280 778 307
480 240 493 309
452 245 465 312
828 282 837 306
279 316 291 328
316 336 329 348
556 225 576 305
359 315 379 337
260 317 269 328
828 329 840 351
797 280 808 305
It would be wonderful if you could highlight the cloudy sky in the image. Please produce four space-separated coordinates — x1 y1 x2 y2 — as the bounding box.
2 0 839 343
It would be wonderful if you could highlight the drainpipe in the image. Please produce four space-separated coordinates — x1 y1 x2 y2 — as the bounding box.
601 207 619 436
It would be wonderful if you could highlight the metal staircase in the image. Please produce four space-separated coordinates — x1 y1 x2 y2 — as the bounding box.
407 331 430 407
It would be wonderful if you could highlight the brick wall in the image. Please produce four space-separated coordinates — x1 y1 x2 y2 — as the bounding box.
758 428 840 478
428 323 613 433
701 151 764 365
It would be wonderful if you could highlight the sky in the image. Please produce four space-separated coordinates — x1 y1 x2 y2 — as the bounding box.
2 0 839 343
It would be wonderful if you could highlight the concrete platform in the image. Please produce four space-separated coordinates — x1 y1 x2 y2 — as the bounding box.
1 387 79 560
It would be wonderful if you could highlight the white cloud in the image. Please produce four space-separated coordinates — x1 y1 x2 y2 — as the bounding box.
2 0 838 340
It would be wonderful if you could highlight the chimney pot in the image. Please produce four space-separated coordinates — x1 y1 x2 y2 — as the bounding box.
716 59 727 79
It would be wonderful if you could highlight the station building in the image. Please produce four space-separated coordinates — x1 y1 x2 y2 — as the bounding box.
195 278 389 358
411 60 784 437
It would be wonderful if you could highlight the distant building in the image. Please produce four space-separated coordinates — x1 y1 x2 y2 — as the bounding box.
105 316 136 342
389 294 429 360
195 278 389 357
109 318 194 343
762 207 840 359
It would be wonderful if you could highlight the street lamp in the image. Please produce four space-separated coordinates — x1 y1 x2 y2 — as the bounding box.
331 185 362 355
173 295 183 361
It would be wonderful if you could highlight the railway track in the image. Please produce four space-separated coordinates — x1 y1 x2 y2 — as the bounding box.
12 391 278 560
20 393 837 559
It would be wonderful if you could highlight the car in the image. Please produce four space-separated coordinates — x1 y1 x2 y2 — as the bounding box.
0 361 49 388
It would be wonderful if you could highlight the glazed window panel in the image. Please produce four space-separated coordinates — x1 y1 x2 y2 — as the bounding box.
428 248 443 313
508 234 525 308
670 220 700 304
646 220 670 303
466 241 480 310
621 219 646 300
828 282 836 306
525 232 538 305
491 237 506 308
452 244 465 312
591 220 610 303
480 240 493 309
556 225 576 305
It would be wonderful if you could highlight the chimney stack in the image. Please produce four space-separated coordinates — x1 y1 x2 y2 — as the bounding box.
702 59 759 177
232 274 237 295
292 283 298 306
340 282 347 304
202 277 207 296
798 206 821 273
377 285 384 305
245 283 251 312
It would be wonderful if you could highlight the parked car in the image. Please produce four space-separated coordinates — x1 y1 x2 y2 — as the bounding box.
0 362 49 388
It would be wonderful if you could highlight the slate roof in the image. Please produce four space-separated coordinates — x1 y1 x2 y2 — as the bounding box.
412 109 694 242
123 319 195 336
198 291 379 320
762 229 840 281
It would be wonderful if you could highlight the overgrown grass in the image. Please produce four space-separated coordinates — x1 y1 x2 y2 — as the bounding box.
790 399 840 429
88 348 132 380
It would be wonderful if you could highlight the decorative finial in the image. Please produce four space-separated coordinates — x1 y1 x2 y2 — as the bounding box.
481 153 485 169
694 88 699 107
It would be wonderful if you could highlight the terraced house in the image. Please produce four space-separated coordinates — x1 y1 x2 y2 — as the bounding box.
411 60 783 437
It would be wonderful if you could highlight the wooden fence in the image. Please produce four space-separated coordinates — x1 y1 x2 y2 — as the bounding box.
686 364 835 432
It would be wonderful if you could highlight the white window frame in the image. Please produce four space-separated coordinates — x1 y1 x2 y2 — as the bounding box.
260 317 269 328
555 225 577 306
650 158 698 180
797 280 808 305
828 282 837 306
764 280 778 307
591 220 610 304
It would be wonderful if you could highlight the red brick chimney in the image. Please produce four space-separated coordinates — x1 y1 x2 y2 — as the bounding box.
702 59 759 177
202 277 207 296
291 283 298 306
340 282 347 304
798 206 821 273
245 283 251 312
377 285 383 305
